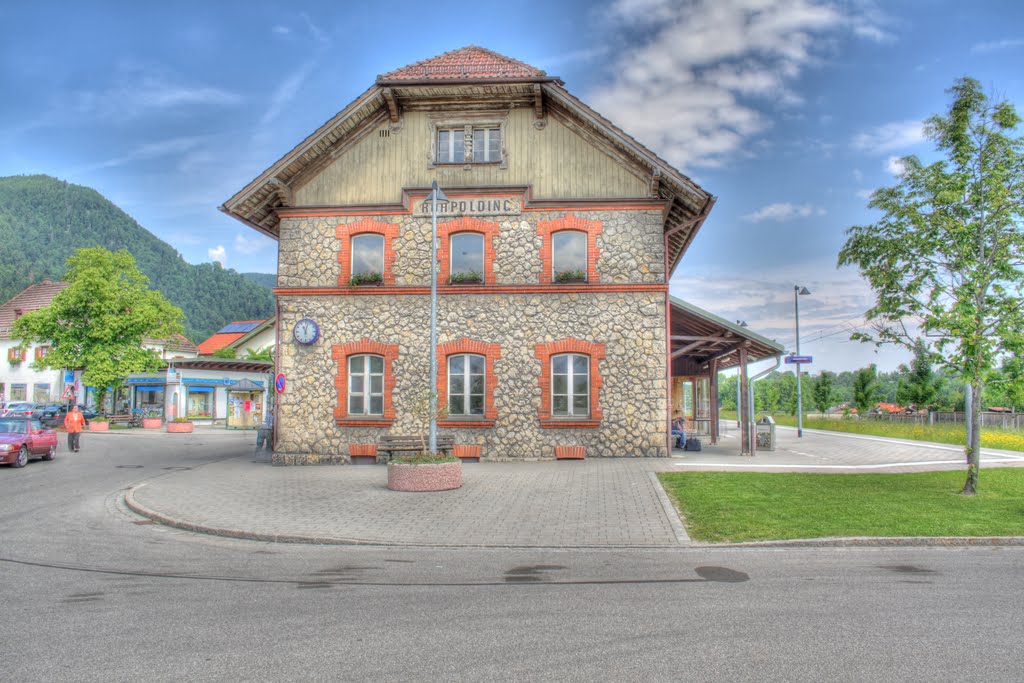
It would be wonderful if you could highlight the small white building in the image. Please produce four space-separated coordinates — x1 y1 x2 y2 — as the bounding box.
0 280 71 404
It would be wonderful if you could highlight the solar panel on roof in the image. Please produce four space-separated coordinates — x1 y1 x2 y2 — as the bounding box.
218 322 262 334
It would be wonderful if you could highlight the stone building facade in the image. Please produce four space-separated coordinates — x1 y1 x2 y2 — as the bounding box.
221 47 716 464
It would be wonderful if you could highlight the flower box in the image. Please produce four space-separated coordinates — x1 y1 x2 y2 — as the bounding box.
167 421 194 433
142 417 163 429
88 421 109 432
387 460 463 492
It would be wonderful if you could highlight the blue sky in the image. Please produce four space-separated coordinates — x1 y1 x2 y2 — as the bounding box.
2 1 1022 372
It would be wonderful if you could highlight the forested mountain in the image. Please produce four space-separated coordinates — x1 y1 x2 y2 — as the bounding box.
0 174 275 342
241 272 277 288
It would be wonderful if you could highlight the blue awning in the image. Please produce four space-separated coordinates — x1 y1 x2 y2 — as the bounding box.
133 385 165 392
186 386 215 393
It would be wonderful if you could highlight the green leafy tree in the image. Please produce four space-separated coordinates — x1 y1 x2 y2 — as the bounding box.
852 365 881 415
838 77 1024 494
12 247 184 410
896 339 943 410
212 347 238 359
245 346 274 361
812 371 836 414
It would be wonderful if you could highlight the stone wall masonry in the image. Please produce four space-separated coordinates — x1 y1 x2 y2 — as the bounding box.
273 291 668 463
277 209 665 289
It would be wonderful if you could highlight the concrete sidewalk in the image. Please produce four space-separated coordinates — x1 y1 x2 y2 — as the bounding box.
122 423 1024 548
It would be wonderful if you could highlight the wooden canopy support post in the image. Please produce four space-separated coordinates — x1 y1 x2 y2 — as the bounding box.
739 347 750 455
709 358 719 444
533 84 544 120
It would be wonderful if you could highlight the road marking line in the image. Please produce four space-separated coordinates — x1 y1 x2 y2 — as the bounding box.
776 426 1024 460
672 458 1016 469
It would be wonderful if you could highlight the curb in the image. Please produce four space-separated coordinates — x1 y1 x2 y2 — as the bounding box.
123 485 1024 549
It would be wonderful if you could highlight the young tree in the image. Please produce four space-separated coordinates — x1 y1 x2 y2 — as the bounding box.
838 77 1024 494
812 371 836 415
896 338 943 410
852 365 881 415
12 247 184 410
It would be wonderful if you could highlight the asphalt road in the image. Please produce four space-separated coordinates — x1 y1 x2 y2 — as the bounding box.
2 433 1023 682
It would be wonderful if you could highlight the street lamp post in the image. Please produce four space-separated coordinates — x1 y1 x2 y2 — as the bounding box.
735 320 747 428
794 285 811 438
427 180 447 454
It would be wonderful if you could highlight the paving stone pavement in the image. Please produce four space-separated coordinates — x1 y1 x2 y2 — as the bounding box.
123 423 1024 548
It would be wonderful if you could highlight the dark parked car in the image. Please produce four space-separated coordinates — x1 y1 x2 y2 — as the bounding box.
1 401 35 418
0 417 57 467
40 403 95 427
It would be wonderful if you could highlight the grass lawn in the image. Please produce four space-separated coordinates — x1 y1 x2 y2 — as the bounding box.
658 469 1024 542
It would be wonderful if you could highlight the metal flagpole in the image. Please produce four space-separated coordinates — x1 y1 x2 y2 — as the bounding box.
428 180 447 454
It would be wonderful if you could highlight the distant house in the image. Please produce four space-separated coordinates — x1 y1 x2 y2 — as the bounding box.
0 279 198 409
197 319 275 358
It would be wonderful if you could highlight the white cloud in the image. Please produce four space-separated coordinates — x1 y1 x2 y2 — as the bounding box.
259 60 316 127
852 119 924 153
852 168 863 183
73 64 240 121
586 0 887 168
208 245 226 265
272 25 291 36
742 202 826 223
885 155 906 176
82 135 208 171
970 38 1024 53
855 188 873 200
234 233 273 255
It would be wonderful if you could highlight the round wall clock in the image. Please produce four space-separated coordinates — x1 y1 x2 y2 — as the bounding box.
293 318 320 345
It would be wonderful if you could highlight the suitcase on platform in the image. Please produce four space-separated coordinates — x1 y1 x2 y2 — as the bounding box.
684 438 702 452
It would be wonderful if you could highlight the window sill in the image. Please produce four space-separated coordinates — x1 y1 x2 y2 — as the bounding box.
336 418 394 428
433 161 502 167
437 418 496 429
538 418 601 429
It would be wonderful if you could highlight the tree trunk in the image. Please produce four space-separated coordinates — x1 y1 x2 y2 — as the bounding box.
961 378 982 495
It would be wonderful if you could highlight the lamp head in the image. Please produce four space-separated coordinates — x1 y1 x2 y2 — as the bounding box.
797 286 811 296
428 180 447 202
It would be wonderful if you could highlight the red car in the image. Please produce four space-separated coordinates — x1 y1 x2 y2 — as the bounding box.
0 417 58 468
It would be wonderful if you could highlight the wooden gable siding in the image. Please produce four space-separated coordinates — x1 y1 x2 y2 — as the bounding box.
293 108 649 206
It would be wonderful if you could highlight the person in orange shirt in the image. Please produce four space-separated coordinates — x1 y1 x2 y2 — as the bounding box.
64 404 85 452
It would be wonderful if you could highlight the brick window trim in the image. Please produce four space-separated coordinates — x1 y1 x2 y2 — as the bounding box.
537 214 603 285
436 337 501 428
535 338 605 429
333 339 399 426
436 217 499 286
336 218 399 287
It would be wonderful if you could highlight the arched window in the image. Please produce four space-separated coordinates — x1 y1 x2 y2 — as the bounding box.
351 234 384 277
449 232 484 280
348 354 384 415
552 231 587 281
552 353 590 417
448 353 485 416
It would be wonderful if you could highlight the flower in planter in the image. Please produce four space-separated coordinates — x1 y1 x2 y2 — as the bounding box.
449 271 482 284
349 271 384 286
172 417 192 423
555 269 587 283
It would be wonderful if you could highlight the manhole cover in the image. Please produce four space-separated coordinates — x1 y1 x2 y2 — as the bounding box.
116 465 144 469
163 466 192 470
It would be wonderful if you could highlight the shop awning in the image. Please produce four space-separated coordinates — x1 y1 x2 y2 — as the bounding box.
133 385 165 392
228 379 265 392
186 386 215 393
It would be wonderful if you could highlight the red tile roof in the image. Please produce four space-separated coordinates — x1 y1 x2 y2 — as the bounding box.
197 320 267 355
378 46 547 83
0 280 69 339
145 333 198 353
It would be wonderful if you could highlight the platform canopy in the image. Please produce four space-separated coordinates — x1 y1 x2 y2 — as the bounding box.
669 296 784 373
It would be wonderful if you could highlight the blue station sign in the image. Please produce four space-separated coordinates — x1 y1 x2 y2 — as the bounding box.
785 355 813 364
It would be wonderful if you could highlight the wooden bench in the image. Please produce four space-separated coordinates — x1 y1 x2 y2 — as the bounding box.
107 414 133 426
377 434 456 461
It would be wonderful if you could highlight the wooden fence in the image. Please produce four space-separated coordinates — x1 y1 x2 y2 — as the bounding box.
855 411 1024 430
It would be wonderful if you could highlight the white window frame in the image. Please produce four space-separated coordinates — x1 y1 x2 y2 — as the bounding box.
449 232 484 277
472 127 501 162
448 353 485 416
551 230 588 280
428 112 508 169
349 354 384 416
350 233 384 276
552 353 590 417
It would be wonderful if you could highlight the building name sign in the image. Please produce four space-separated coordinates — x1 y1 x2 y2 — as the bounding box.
414 196 521 217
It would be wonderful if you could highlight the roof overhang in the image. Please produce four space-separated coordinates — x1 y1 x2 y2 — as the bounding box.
669 295 784 373
221 79 715 269
166 359 273 374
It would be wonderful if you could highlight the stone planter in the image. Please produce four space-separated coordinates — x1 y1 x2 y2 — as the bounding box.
387 461 462 492
88 421 109 432
142 417 163 429
166 421 194 433
449 276 482 285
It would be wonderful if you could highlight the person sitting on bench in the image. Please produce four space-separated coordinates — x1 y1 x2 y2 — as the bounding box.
671 416 687 449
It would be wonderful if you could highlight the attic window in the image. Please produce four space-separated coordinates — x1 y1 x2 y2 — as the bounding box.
436 126 502 164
